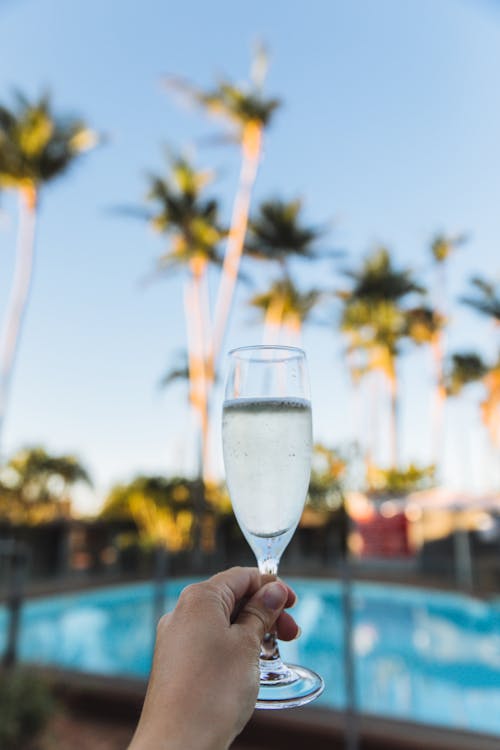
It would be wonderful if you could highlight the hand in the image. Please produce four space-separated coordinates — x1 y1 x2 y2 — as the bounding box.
129 567 299 750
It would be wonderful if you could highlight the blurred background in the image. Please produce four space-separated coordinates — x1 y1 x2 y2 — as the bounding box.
0 0 499 748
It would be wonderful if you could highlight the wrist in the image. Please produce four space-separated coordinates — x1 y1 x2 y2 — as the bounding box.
129 699 230 750
130 724 227 750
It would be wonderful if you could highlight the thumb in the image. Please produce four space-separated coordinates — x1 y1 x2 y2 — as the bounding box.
236 581 289 642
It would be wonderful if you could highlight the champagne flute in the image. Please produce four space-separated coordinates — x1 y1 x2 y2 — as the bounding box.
222 345 324 709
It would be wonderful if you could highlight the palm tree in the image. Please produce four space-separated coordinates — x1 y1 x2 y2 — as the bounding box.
143 155 225 481
338 248 423 468
0 92 97 450
245 197 327 343
166 47 280 367
249 276 323 345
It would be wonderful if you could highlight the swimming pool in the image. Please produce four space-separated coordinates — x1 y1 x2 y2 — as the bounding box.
1 578 499 736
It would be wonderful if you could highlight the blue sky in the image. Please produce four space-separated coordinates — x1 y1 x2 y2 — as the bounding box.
1 0 500 512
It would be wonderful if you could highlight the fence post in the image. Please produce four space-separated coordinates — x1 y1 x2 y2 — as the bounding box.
2 540 29 668
341 558 359 750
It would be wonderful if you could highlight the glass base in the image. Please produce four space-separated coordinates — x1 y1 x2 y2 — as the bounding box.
256 664 325 709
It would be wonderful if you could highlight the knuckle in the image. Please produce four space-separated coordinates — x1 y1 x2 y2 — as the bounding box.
178 582 203 609
242 604 269 638
216 582 234 618
180 582 201 600
156 612 170 636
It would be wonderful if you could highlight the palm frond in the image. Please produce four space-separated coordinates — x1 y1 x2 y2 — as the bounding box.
163 48 280 133
249 275 324 324
460 276 500 322
340 247 424 301
444 352 488 396
159 351 190 390
0 91 97 190
246 198 325 263
405 305 446 344
431 232 469 263
139 153 227 271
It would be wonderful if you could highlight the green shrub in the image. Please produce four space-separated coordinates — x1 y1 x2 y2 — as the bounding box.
0 669 54 749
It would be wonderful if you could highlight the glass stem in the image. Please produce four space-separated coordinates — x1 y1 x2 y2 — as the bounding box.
258 558 295 684
259 557 280 660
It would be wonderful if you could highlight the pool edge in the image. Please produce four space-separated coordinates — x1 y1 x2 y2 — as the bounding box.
22 664 500 750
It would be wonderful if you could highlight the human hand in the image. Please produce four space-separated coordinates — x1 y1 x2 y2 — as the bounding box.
129 567 299 750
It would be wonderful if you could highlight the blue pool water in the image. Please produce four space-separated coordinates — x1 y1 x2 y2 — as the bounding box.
1 579 499 736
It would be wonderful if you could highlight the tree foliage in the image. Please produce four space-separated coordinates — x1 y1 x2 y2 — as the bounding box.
246 198 324 264
249 276 323 328
101 475 230 552
366 463 436 498
307 444 347 512
461 276 500 323
0 446 91 523
445 352 489 396
430 232 468 264
0 669 54 749
166 45 280 142
339 248 425 376
144 155 226 273
0 91 97 194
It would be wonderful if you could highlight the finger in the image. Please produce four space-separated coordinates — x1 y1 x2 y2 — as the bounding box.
276 610 300 642
283 585 297 609
230 581 296 625
260 575 297 609
235 581 289 642
207 567 262 620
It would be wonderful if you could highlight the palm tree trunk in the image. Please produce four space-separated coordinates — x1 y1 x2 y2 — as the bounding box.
282 313 302 346
262 296 285 345
183 260 211 482
431 333 446 466
199 267 214 482
432 262 448 470
367 372 379 471
211 124 262 366
189 261 211 482
183 282 198 420
0 187 37 453
388 363 399 469
481 370 500 450
184 259 211 568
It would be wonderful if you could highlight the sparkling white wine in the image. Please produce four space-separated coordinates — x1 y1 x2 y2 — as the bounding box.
222 397 312 540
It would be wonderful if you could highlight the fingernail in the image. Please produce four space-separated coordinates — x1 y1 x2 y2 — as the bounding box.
293 626 302 641
262 582 288 611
